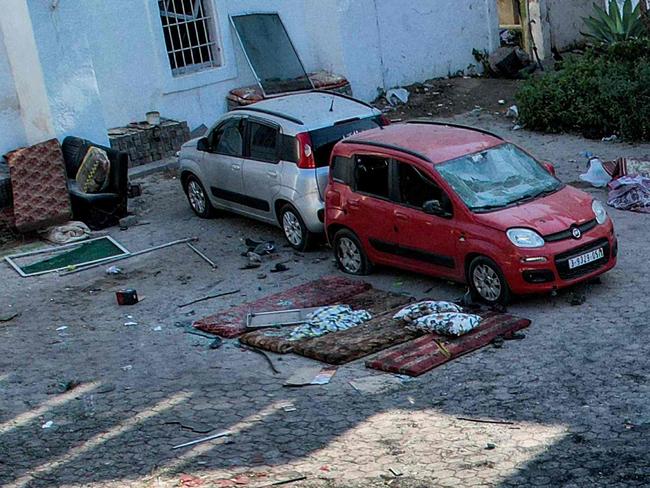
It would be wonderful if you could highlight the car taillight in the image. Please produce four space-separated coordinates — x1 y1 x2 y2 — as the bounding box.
379 114 391 126
296 132 316 169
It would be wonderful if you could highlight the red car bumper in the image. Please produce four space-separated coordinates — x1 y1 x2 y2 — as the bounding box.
498 221 617 295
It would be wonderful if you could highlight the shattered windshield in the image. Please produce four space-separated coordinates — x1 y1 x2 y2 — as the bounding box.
436 143 561 212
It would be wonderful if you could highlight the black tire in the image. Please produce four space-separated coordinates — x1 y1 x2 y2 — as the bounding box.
468 256 510 305
333 229 372 275
279 204 315 251
184 175 213 218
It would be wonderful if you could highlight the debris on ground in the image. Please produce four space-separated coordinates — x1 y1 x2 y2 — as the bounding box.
116 289 139 305
284 365 337 387
187 242 218 269
118 215 139 230
386 87 410 106
270 262 289 273
241 252 262 269
41 420 54 429
505 105 519 118
39 221 90 244
580 158 611 187
106 265 123 275
179 473 205 487
456 417 515 426
488 46 533 78
244 238 276 255
239 344 280 374
172 430 231 450
389 467 403 477
0 312 19 323
569 293 586 306
602 134 619 143
348 374 410 394
485 442 497 450
608 176 650 213
177 289 240 308
209 337 223 349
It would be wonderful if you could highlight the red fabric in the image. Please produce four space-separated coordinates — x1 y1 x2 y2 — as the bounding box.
193 276 372 338
4 139 71 232
365 311 531 377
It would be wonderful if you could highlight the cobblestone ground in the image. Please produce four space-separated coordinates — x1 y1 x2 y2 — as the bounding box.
1 114 649 488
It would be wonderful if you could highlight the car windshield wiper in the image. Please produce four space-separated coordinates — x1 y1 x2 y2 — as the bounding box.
512 186 559 205
471 203 509 212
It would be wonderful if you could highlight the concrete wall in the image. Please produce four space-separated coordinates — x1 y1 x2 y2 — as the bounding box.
546 0 594 51
0 0 499 154
0 29 26 156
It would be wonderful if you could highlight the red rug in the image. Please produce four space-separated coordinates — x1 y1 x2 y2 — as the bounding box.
193 276 372 338
365 311 530 377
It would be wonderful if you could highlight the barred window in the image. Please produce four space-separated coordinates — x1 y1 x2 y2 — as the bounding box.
158 0 222 76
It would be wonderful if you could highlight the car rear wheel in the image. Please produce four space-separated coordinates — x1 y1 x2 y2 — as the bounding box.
280 204 314 251
185 175 213 218
333 229 372 275
468 256 510 305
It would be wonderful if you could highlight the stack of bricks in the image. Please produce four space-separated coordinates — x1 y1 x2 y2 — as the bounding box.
108 118 190 167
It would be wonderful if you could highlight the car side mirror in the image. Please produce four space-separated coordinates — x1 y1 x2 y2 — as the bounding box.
543 161 556 176
423 199 448 217
196 137 210 152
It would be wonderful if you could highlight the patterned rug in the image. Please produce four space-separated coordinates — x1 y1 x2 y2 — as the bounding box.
5 139 72 232
290 310 422 365
193 276 372 338
365 311 531 377
239 288 413 354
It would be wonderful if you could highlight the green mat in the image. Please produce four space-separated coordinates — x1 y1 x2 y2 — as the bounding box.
11 237 128 276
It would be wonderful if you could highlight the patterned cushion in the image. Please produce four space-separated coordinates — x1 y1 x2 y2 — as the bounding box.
5 139 72 232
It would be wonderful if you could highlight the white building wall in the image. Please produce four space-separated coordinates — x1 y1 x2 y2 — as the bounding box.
546 0 596 51
0 31 26 157
1 0 499 155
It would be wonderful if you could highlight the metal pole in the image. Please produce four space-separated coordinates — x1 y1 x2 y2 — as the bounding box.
187 242 217 268
60 237 197 275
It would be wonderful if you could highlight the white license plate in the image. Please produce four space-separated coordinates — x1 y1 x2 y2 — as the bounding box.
568 248 604 269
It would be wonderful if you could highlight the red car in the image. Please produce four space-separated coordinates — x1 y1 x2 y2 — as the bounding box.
324 121 617 304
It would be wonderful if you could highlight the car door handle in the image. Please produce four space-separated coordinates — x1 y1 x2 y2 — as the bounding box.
267 170 278 178
231 164 241 171
395 211 409 221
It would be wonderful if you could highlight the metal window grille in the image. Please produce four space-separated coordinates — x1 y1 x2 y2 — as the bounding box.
158 0 222 76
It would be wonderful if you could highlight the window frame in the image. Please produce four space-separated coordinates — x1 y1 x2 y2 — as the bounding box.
158 0 223 77
208 117 245 158
351 153 394 202
244 118 281 164
394 159 454 218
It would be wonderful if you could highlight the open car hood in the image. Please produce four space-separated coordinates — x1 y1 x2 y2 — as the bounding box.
475 186 596 236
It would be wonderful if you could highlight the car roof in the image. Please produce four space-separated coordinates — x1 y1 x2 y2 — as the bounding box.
340 122 504 164
230 91 381 133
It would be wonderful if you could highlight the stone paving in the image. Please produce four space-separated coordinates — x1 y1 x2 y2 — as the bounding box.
1 114 649 487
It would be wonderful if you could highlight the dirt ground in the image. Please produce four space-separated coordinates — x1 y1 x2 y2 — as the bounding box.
1 90 650 488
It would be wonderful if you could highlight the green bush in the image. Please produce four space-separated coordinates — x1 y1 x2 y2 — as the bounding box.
516 39 650 140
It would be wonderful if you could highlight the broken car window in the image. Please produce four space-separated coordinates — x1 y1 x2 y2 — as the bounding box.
436 143 561 212
310 116 383 168
212 119 244 157
398 162 449 211
249 122 278 162
354 156 390 198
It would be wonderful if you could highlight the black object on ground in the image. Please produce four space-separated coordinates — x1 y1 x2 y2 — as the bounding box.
270 263 289 273
239 343 280 374
209 337 223 349
116 289 139 305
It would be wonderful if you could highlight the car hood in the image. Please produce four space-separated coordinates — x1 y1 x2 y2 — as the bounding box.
474 186 596 236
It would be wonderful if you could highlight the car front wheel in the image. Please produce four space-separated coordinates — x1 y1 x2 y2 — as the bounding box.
333 229 372 275
185 175 213 218
468 256 510 305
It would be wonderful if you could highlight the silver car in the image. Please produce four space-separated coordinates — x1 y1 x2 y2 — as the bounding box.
179 91 385 250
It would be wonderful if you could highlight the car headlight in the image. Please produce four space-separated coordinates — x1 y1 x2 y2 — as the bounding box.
507 228 545 248
592 200 608 225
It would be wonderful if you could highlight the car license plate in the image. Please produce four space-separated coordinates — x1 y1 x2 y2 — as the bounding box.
568 248 604 269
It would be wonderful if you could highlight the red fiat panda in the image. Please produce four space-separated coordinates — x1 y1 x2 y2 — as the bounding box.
324 121 617 304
